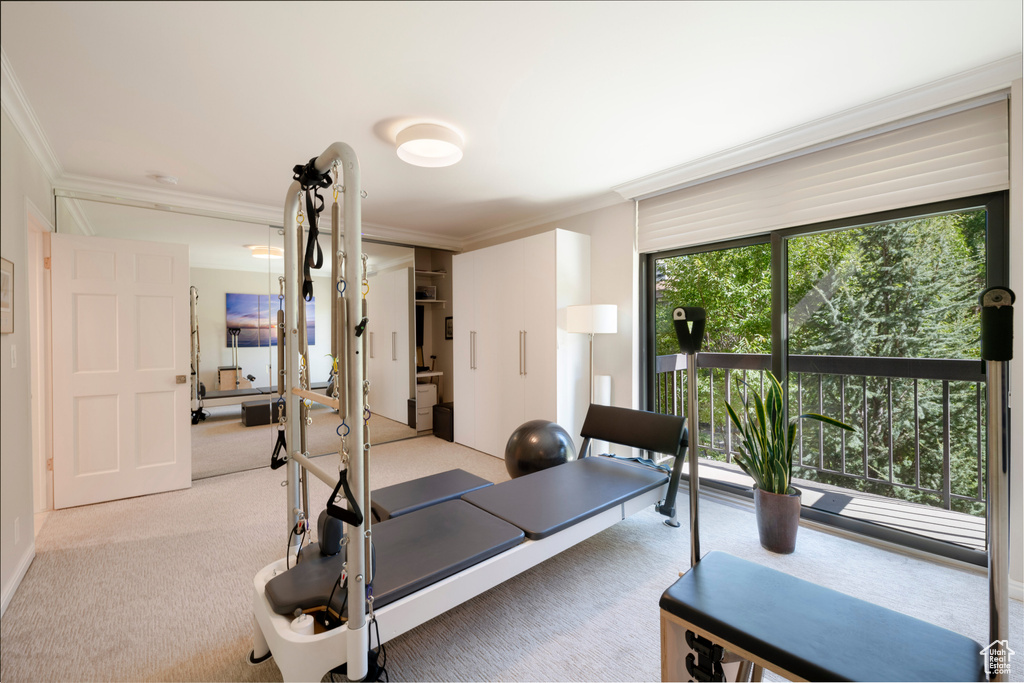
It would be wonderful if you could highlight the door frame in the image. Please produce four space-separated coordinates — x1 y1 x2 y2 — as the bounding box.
25 197 53 515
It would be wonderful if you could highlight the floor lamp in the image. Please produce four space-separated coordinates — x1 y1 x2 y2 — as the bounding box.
566 304 618 404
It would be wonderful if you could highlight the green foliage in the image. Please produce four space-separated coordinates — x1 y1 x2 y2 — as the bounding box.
655 243 771 355
655 208 989 517
725 372 852 494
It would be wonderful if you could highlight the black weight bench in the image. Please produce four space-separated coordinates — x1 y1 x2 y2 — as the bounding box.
659 551 985 681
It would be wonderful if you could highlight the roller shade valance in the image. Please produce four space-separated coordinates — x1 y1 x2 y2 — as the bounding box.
638 100 1008 254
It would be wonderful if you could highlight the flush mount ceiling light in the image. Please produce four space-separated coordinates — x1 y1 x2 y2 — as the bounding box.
247 245 283 259
396 123 464 168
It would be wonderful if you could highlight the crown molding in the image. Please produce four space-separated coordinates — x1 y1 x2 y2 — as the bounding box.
614 54 1023 201
463 191 628 251
55 174 466 251
59 197 96 236
355 221 463 253
370 254 417 275
1 47 64 182
55 175 283 225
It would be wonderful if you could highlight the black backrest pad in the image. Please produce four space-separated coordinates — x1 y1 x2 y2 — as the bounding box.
265 500 524 616
462 456 668 540
660 551 984 682
580 404 686 456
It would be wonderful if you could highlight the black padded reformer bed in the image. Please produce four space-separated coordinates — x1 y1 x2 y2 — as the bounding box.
252 404 688 681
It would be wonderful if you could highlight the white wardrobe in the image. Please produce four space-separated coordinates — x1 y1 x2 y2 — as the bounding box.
452 229 590 458
365 267 414 424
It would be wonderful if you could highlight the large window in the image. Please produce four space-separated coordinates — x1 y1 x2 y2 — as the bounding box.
645 194 1006 564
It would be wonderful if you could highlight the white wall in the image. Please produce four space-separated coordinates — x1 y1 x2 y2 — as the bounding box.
0 109 53 614
189 268 335 393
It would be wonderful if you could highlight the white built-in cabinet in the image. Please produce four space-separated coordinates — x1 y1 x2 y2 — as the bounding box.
366 267 413 424
453 229 590 458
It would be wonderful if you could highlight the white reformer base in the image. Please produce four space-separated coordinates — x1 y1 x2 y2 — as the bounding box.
252 484 666 682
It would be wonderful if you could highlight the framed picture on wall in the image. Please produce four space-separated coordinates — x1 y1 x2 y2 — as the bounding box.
444 316 453 340
0 258 13 334
225 292 315 347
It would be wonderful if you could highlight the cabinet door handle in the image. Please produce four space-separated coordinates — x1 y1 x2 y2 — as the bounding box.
470 331 476 370
392 331 397 361
519 331 524 375
522 330 527 375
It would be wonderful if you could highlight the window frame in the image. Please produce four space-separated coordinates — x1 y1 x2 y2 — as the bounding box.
641 192 1008 566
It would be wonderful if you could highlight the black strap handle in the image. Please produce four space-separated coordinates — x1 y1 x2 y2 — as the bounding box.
270 428 288 470
326 471 364 528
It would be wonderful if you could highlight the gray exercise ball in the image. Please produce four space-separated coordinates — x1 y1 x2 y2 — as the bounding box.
504 419 577 479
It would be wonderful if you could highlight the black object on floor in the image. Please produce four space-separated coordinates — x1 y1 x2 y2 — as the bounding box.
241 399 284 427
432 402 454 441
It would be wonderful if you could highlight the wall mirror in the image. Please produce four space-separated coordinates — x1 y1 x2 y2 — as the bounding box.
55 195 422 481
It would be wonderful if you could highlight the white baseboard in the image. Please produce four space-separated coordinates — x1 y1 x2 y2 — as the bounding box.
1 540 35 617
1011 577 1023 602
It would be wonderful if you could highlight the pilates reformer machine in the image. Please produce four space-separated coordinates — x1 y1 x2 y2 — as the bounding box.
659 297 1015 682
248 143 693 681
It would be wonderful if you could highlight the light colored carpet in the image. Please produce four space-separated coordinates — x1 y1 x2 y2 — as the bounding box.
2 437 1020 682
191 404 418 480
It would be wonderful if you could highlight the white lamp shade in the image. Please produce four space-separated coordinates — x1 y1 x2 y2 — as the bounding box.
566 304 617 334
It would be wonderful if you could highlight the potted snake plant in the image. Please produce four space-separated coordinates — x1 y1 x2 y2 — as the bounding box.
724 372 853 554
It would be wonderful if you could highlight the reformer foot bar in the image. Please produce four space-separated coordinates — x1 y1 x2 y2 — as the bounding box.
659 297 1015 682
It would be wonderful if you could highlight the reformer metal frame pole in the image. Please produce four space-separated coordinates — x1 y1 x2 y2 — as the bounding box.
283 142 368 682
673 306 706 568
981 286 1013 682
686 350 700 567
190 286 200 413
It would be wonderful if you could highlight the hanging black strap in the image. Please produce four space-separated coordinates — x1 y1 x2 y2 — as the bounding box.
292 157 332 301
301 188 323 301
326 471 364 528
270 427 288 470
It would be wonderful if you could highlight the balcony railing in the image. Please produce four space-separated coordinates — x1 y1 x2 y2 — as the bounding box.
653 353 987 515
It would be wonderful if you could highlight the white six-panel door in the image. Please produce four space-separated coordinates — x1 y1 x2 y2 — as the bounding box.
51 234 191 508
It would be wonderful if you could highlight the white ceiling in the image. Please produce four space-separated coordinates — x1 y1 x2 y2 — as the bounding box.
2 1 1022 250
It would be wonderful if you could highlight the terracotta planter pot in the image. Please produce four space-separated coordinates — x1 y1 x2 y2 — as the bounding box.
753 486 801 554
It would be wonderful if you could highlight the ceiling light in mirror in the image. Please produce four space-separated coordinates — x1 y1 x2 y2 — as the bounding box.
247 245 284 259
